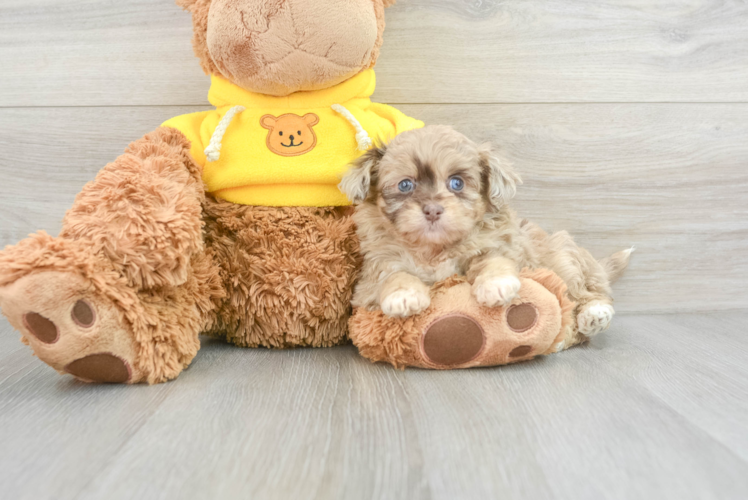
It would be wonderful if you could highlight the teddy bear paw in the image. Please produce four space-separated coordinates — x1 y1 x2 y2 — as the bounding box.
0 271 139 383
420 299 546 368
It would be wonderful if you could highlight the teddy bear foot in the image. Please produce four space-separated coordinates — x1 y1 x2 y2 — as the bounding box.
0 271 140 383
417 279 565 368
420 302 547 367
349 269 576 370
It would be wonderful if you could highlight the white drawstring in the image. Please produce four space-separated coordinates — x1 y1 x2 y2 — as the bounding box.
204 105 245 162
332 104 373 151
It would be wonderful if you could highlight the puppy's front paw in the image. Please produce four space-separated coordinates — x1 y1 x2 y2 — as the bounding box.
473 276 521 308
577 301 615 337
381 288 431 318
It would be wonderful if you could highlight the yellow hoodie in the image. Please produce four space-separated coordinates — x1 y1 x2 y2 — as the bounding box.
162 70 424 207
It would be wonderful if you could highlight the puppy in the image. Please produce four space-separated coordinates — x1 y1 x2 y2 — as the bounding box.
340 125 632 344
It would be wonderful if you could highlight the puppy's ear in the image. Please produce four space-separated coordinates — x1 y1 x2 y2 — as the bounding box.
339 145 387 204
479 144 522 210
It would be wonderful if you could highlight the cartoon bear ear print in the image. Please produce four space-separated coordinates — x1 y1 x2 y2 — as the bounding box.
303 114 320 127
261 115 278 130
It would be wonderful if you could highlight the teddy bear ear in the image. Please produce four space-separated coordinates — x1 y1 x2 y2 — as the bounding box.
382 0 397 7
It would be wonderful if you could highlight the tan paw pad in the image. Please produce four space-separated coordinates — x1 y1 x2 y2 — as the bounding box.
65 353 131 384
506 303 538 332
23 312 60 344
509 345 533 358
71 300 96 328
422 314 486 367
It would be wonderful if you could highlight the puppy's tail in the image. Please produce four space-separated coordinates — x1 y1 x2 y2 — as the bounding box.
599 247 635 284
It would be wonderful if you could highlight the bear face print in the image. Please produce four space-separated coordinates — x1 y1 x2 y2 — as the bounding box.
260 113 320 157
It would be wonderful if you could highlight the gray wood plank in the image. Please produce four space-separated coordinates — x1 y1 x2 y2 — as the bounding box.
0 328 179 500
76 343 431 500
1 104 746 313
2 0 748 107
592 313 748 463
1 312 747 500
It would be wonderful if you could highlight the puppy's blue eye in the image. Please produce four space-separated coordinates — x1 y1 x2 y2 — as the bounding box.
398 179 415 193
449 176 465 191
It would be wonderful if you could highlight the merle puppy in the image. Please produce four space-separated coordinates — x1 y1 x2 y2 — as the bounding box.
339 125 632 347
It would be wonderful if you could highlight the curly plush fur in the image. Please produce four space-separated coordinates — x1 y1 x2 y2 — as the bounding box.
201 198 360 348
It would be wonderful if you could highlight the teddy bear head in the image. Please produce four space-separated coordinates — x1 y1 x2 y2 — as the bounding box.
177 0 397 97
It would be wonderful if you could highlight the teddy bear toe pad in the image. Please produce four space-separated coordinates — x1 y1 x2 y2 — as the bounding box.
65 353 132 384
506 303 538 332
422 314 485 366
23 311 59 344
0 272 137 383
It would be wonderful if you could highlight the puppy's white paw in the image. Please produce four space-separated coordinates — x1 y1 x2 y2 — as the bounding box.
381 288 431 318
577 302 615 337
473 276 521 308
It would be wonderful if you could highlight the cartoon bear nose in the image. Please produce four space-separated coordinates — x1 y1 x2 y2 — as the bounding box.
423 204 444 222
289 135 295 141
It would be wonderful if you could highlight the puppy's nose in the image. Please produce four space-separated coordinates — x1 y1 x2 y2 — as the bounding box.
423 204 444 222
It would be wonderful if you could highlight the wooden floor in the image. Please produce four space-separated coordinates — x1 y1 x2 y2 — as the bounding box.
1 311 746 500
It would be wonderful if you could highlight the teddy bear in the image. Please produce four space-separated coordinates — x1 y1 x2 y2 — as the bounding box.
0 0 422 384
0 0 583 384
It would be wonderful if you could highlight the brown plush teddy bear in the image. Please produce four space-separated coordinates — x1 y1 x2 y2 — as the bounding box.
0 0 421 384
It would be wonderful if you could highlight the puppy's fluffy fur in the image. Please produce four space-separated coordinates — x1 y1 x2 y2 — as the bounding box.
340 125 632 344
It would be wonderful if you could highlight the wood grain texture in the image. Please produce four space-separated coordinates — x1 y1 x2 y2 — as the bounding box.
2 0 748 106
1 312 747 500
1 104 746 313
